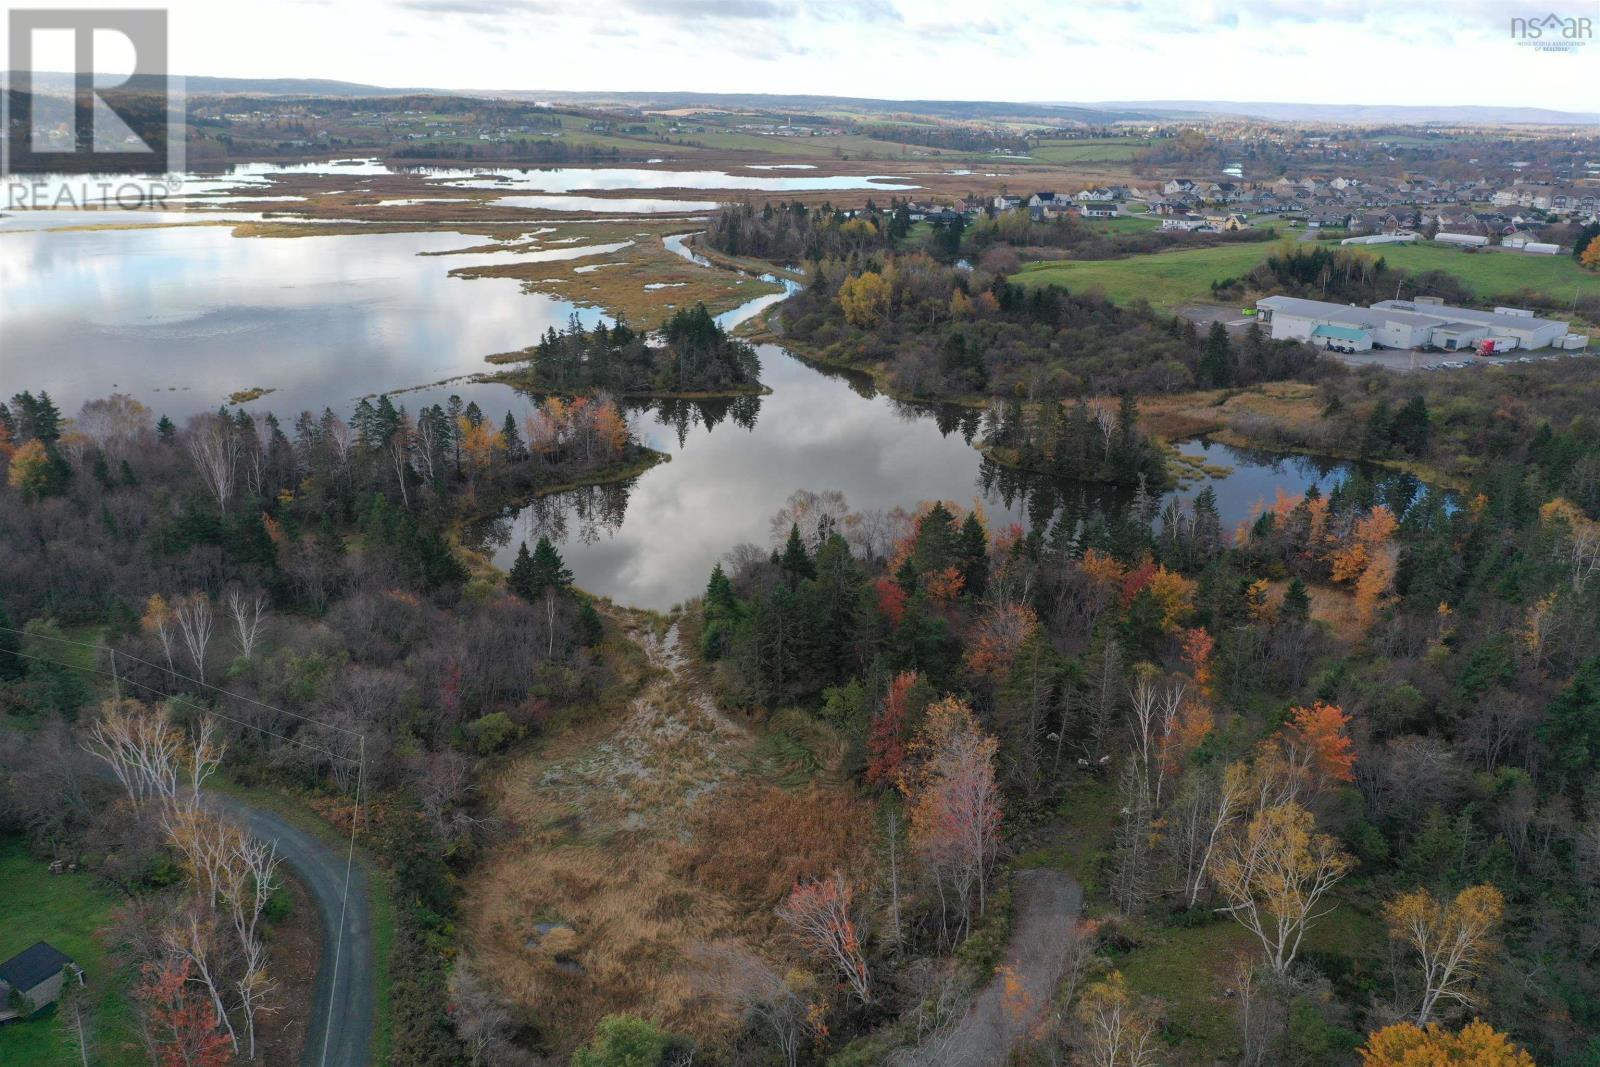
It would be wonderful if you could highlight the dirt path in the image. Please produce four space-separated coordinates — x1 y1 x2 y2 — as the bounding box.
904 868 1082 1067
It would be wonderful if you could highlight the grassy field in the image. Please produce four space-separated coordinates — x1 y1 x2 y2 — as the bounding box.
1014 241 1282 308
1373 243 1599 303
0 840 143 1067
1031 138 1150 164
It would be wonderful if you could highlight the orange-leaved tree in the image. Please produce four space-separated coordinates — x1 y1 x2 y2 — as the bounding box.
900 696 1003 926
776 871 871 1006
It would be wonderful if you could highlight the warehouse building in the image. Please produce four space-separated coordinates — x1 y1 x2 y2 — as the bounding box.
1255 296 1570 353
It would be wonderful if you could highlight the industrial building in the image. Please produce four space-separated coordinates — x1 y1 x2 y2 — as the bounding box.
1255 295 1571 354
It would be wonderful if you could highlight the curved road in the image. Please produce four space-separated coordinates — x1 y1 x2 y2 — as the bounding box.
217 797 375 1067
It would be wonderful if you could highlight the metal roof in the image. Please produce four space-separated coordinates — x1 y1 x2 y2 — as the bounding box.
1311 324 1370 341
1371 300 1566 332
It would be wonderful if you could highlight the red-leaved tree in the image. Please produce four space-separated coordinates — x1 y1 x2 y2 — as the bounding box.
138 958 235 1067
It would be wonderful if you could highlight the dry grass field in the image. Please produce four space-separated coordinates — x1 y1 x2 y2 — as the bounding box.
463 617 875 1057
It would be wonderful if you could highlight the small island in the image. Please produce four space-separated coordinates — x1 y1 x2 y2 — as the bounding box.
487 303 768 400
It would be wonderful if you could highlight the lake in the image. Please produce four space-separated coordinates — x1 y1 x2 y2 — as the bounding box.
1 198 1387 612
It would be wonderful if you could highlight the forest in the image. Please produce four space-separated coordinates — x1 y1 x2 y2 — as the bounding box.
5 223 1600 1067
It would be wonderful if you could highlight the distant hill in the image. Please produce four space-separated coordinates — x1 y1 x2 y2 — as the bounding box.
1080 100 1600 125
6 72 427 96
10 76 1593 126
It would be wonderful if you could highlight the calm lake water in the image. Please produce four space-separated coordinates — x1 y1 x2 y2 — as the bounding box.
2 205 1383 611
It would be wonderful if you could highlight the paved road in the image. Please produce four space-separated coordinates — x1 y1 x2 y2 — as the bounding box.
216 797 375 1067
902 869 1082 1066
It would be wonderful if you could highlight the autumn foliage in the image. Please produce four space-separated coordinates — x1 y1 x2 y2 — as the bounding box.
1358 1020 1535 1067
137 958 235 1067
1281 701 1357 785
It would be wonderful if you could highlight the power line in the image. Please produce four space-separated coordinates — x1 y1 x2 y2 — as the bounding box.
5 636 370 1067
0 624 363 738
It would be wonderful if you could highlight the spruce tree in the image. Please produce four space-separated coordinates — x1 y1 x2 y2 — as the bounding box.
575 599 604 647
528 537 573 596
509 541 537 601
778 523 814 587
958 512 988 598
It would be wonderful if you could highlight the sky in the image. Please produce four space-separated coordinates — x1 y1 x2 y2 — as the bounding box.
5 0 1594 109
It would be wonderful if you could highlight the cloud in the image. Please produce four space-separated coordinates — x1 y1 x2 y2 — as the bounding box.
395 0 556 13
619 0 793 19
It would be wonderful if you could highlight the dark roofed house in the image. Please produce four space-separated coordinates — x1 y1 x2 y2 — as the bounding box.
0 942 80 1021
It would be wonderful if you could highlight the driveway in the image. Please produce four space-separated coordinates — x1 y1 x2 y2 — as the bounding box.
217 797 375 1067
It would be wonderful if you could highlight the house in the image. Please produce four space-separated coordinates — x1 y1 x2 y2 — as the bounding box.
1078 201 1120 218
1028 192 1072 220
0 942 80 1021
1160 214 1208 232
992 194 1024 214
1162 178 1197 196
1203 213 1251 231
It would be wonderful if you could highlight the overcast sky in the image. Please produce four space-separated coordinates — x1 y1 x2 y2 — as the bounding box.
8 0 1593 109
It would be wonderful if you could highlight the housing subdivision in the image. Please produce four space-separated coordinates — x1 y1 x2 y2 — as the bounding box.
1254 295 1589 358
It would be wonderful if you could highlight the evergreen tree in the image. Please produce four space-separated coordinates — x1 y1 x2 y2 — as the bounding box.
778 523 815 587
958 512 989 599
0 601 23 680
508 541 537 601
156 415 176 442
1390 395 1431 456
527 536 573 596
502 411 527 461
575 598 604 648
1282 577 1311 623
1198 321 1234 388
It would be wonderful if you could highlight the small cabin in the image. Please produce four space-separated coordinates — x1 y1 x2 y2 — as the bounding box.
0 942 81 1021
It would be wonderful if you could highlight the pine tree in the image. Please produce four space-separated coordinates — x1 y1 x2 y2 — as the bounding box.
156 415 176 442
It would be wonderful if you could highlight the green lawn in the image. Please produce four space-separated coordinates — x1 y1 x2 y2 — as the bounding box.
1373 243 1599 303
1014 241 1282 308
0 839 143 1067
1082 215 1161 234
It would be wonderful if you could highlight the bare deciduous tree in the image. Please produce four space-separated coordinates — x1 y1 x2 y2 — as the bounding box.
186 414 240 514
174 593 215 683
225 587 268 660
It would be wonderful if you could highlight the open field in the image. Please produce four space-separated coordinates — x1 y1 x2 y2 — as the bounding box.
0 840 143 1067
1030 138 1150 164
1082 214 1162 233
1372 243 1599 303
1013 241 1283 308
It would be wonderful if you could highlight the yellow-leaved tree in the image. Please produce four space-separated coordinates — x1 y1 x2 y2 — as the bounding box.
1210 801 1352 975
1382 884 1504 1025
838 271 891 329
1580 234 1600 271
1358 1019 1535 1066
